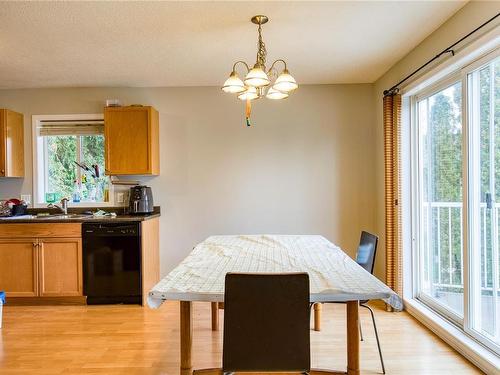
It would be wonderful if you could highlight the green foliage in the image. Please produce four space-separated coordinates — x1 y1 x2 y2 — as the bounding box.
82 135 105 173
422 59 500 294
496 60 500 198
428 83 462 202
47 135 77 199
46 134 105 202
478 62 500 289
421 83 463 291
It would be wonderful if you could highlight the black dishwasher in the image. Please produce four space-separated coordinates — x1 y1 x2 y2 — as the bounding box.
82 222 142 304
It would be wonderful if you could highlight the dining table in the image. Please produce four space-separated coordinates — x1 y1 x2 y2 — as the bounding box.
148 234 402 375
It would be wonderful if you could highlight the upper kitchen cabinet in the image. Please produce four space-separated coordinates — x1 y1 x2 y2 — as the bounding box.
104 106 159 175
0 109 24 177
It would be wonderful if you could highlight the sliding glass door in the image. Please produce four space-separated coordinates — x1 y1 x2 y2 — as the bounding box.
413 49 500 354
467 54 500 349
416 79 464 321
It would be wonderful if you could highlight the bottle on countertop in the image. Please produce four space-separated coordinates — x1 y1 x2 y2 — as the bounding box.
72 180 81 203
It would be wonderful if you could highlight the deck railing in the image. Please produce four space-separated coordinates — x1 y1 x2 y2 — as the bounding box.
422 201 500 295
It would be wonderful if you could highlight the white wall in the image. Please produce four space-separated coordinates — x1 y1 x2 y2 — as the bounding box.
0 84 377 276
372 1 500 280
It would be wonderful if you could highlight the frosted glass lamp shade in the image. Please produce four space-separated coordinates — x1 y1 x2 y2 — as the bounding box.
266 86 289 100
273 69 298 92
222 72 246 93
244 67 270 88
238 86 259 101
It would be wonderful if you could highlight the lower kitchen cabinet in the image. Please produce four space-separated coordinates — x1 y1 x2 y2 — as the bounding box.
0 223 83 301
39 238 82 296
0 220 159 305
0 239 38 297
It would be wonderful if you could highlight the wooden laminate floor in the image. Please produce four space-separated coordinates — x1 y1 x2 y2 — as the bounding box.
0 301 481 375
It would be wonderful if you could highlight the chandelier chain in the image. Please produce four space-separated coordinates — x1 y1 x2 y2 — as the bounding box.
256 23 267 68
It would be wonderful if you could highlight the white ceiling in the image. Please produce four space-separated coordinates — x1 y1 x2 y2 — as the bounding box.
0 1 466 89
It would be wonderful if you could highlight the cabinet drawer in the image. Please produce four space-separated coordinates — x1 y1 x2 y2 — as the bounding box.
0 223 81 238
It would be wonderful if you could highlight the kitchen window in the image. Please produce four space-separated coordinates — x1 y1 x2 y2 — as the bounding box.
32 114 112 207
411 48 500 355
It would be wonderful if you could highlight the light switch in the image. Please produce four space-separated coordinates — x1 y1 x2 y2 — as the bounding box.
116 192 125 203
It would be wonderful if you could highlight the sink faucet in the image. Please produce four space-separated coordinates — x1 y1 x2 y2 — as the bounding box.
47 198 69 215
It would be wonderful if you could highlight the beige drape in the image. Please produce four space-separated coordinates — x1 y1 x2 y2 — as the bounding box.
383 94 403 309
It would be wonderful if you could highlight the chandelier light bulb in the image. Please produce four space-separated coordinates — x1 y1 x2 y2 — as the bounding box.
244 66 270 88
238 86 259 101
272 69 298 92
266 86 289 100
222 71 246 93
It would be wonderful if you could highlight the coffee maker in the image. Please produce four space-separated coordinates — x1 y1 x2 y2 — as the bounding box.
128 186 154 214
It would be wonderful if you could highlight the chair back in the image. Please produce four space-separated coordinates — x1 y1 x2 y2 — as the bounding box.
222 273 310 373
356 231 378 274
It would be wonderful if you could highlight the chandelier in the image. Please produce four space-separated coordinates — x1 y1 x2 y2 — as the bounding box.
222 15 298 126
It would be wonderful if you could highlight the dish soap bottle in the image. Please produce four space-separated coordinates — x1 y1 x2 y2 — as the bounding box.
72 180 81 203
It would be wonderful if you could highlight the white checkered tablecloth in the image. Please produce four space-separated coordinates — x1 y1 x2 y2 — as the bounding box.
148 235 402 310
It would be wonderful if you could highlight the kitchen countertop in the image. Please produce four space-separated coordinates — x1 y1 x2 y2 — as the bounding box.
0 207 160 224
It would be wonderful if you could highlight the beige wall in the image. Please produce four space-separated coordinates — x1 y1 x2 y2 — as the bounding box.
0 84 377 276
372 1 500 280
1 2 496 280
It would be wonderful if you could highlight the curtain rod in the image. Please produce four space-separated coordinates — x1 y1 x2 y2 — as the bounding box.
383 12 500 97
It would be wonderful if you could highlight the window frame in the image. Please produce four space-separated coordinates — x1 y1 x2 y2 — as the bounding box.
409 47 500 356
461 47 500 355
32 114 114 208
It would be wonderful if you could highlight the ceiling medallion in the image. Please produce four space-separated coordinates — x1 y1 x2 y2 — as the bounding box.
222 15 298 126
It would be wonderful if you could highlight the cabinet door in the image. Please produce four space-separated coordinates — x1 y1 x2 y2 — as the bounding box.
104 106 159 175
0 109 5 176
39 238 82 296
0 109 24 177
0 239 38 296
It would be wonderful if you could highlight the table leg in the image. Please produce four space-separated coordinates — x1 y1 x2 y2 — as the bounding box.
181 301 193 375
346 301 360 375
314 303 322 331
211 302 219 331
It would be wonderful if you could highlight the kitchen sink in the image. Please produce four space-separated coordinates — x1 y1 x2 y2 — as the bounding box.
39 214 92 219
1 213 92 220
1 215 36 220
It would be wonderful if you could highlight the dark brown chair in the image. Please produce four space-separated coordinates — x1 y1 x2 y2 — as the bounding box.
316 231 385 374
355 232 385 374
195 272 311 374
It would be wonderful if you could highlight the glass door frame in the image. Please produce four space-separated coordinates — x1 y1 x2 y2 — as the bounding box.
411 47 500 355
411 72 465 326
462 47 500 355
